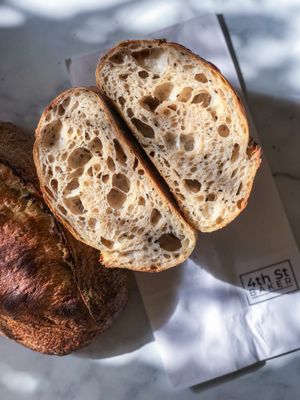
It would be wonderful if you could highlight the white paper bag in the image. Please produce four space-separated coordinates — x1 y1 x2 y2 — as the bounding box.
66 13 300 389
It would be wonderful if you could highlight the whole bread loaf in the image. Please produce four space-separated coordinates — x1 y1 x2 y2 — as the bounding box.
0 122 128 355
96 39 261 232
34 87 197 272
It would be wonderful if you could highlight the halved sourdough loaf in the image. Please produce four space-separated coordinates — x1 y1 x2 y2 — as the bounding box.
34 87 197 272
96 39 261 232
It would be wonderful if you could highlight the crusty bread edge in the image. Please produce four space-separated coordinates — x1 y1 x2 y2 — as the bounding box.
95 39 262 231
34 87 197 271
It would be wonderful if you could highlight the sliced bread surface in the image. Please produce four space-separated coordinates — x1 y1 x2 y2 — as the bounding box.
96 39 261 232
34 88 197 272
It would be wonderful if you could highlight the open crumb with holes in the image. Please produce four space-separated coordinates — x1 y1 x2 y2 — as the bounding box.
34 87 197 272
96 39 261 232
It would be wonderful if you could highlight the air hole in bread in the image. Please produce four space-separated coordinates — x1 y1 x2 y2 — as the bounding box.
42 120 62 147
157 233 182 252
207 193 216 201
62 97 70 108
118 96 126 108
101 236 114 249
149 151 155 157
139 96 160 112
48 154 54 163
55 166 62 174
150 208 161 225
231 168 238 178
163 131 176 149
231 144 240 162
102 174 109 183
133 158 138 170
107 156 115 172
88 137 103 156
154 82 173 102
161 108 171 116
67 127 73 138
197 195 204 202
138 169 144 176
61 151 68 161
109 52 124 64
131 118 155 138
119 73 129 80
138 70 149 78
112 173 130 193
68 147 92 169
127 108 134 118
180 134 195 151
87 167 93 177
132 48 166 74
195 73 208 83
177 87 193 102
218 124 230 138
64 178 79 192
150 265 158 271
191 92 211 107
88 217 97 229
210 109 218 121
216 216 224 224
168 104 177 111
164 158 170 167
107 188 126 209
138 196 145 206
237 198 245 209
236 183 243 196
184 179 201 193
64 196 85 215
113 139 127 165
58 104 65 116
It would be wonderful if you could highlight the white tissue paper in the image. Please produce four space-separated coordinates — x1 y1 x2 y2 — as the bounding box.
66 13 300 389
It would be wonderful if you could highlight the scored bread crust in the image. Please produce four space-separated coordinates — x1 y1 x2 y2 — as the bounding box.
0 122 128 355
34 87 197 272
96 39 261 232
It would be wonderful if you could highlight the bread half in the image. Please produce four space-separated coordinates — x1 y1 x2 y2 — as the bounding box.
34 88 197 272
96 39 261 232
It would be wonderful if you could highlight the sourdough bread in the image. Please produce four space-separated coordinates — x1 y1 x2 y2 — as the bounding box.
0 122 128 355
96 39 261 232
34 88 197 272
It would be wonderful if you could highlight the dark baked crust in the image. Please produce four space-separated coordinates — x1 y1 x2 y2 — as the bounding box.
0 122 128 355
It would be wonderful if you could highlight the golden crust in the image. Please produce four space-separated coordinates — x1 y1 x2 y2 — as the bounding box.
0 122 128 355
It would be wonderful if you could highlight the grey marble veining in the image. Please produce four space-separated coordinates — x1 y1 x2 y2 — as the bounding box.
0 1 300 399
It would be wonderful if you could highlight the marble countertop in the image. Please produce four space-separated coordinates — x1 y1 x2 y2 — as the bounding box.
0 1 300 399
